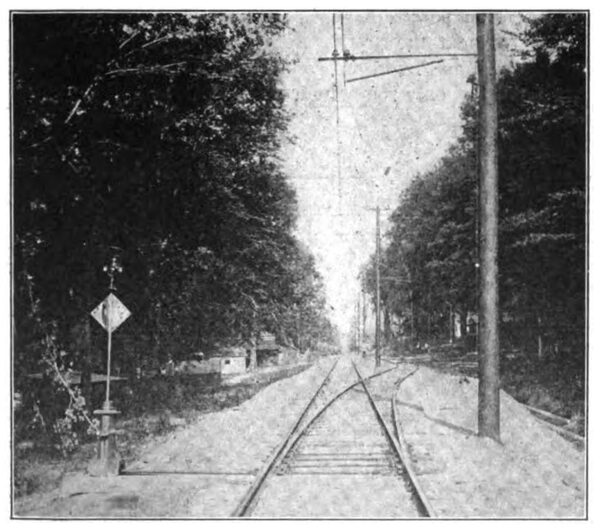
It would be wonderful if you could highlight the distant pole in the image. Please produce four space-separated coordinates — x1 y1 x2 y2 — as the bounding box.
375 205 381 368
476 13 500 441
296 310 301 351
359 298 362 347
362 289 367 344
410 296 415 347
356 299 360 350
357 297 361 346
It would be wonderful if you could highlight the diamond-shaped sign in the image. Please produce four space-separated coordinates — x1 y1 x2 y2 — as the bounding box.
91 293 131 333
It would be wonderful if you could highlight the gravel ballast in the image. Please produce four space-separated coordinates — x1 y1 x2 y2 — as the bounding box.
393 366 585 518
14 360 333 517
14 357 586 518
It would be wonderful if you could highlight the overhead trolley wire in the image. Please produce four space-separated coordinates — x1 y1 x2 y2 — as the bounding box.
341 14 347 86
318 52 477 61
318 20 476 209
332 13 343 202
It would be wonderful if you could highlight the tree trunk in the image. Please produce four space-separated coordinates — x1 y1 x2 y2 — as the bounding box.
80 318 93 409
427 313 431 342
537 315 544 360
460 311 467 339
383 307 391 344
154 302 162 366
249 335 257 371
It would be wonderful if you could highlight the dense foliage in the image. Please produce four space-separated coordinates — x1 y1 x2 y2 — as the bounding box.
364 14 586 359
13 13 335 446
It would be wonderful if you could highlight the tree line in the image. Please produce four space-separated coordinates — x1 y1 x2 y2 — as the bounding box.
363 14 586 361
13 13 336 424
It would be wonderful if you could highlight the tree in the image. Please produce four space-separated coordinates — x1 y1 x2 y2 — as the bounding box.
365 13 586 363
13 13 335 446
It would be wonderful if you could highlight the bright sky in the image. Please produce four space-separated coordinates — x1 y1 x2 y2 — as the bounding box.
273 12 529 339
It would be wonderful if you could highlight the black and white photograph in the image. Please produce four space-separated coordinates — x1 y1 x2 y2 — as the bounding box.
9 5 589 519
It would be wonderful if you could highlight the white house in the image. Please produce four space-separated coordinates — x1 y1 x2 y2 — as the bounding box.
209 346 248 375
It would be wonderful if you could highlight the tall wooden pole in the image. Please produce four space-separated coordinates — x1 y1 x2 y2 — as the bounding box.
357 296 361 346
362 289 367 346
354 298 360 352
375 205 381 368
410 296 415 347
476 13 500 441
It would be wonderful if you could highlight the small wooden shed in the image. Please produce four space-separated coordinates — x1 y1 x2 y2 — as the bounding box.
208 346 247 375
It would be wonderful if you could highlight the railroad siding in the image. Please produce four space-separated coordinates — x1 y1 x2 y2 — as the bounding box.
393 366 585 518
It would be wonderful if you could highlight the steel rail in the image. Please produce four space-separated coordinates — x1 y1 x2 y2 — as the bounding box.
233 360 404 517
278 364 402 459
541 422 585 446
524 404 572 424
353 362 436 518
391 393 438 517
523 407 585 445
231 358 339 517
120 470 255 476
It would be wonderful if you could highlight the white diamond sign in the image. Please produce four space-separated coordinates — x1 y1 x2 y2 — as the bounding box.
91 293 131 333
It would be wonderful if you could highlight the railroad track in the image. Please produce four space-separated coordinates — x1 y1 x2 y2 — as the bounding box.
232 356 434 518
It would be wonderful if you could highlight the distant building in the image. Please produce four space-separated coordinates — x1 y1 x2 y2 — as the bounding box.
256 332 281 367
207 346 247 375
175 357 220 375
453 312 462 339
466 311 478 334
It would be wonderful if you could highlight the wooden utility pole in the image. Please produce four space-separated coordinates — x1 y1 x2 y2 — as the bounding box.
355 299 361 350
362 289 367 346
476 13 500 441
375 205 381 368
